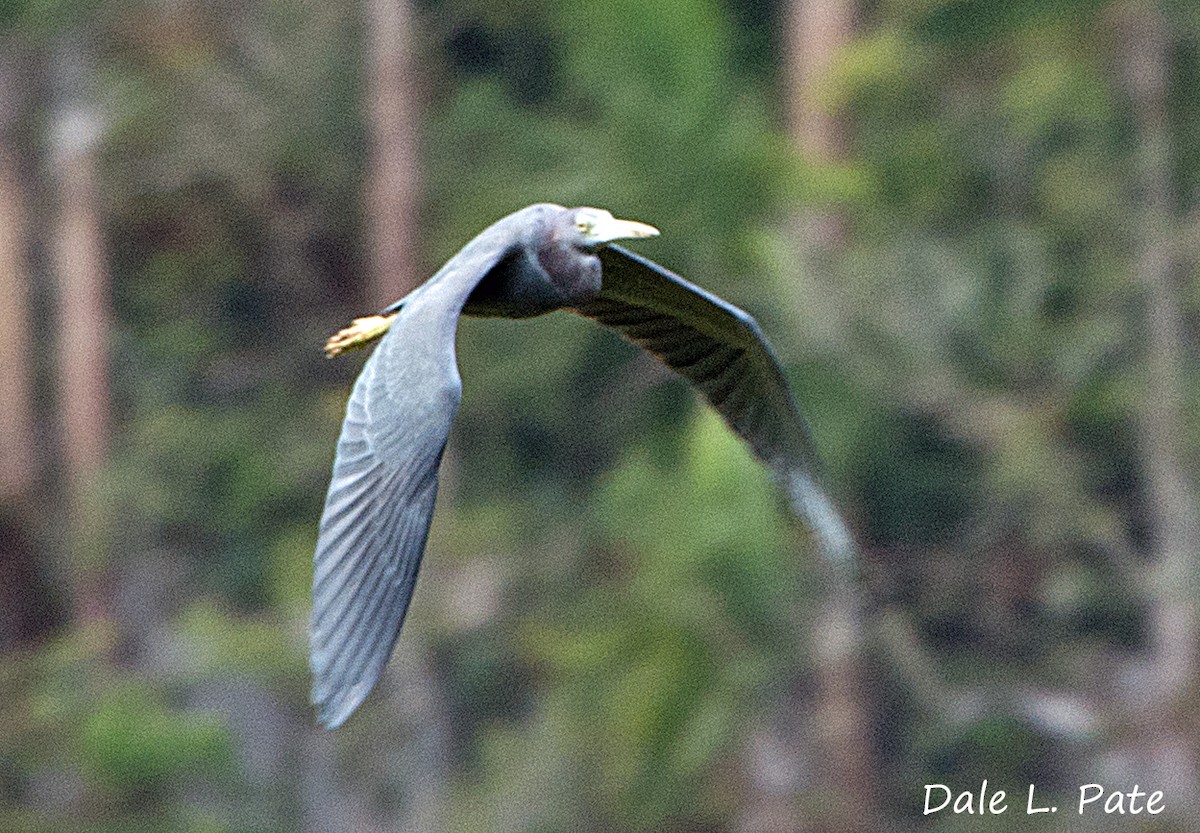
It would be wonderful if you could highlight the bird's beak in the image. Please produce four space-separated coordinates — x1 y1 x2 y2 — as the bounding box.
591 215 660 245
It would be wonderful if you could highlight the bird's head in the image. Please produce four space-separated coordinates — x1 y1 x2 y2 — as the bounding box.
569 207 659 250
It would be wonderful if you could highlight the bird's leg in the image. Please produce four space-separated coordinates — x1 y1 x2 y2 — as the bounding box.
324 312 400 357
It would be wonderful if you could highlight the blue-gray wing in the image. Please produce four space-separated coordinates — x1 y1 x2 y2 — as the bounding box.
581 246 856 568
310 295 462 729
310 211 531 729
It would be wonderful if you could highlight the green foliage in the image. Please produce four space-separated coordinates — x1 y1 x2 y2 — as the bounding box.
449 411 798 831
0 0 90 36
917 0 1109 46
174 602 306 683
423 0 787 283
80 683 231 791
0 631 238 833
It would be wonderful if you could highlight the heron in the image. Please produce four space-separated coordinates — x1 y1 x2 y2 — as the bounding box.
312 203 856 728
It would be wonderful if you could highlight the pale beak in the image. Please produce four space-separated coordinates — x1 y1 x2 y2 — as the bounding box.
591 216 660 245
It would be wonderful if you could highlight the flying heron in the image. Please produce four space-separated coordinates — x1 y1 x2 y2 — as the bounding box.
312 203 856 728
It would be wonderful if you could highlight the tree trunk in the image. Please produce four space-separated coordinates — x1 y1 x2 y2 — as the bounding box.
335 7 449 832
774 3 879 831
1117 2 1200 815
51 39 113 627
783 0 855 251
54 137 110 487
364 0 421 307
0 50 58 649
0 55 36 501
784 0 854 161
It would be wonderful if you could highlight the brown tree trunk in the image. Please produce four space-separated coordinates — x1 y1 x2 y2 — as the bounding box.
51 41 113 627
0 51 56 650
0 56 36 501
365 0 421 307
784 0 854 161
774 3 878 831
55 139 110 487
810 589 876 832
783 0 856 251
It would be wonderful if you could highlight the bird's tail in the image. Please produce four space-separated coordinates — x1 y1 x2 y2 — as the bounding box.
785 469 859 577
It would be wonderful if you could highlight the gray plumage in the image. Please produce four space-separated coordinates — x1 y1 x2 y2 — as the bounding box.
311 203 856 728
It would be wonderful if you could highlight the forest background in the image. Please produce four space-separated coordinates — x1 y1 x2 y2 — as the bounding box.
1 0 1198 831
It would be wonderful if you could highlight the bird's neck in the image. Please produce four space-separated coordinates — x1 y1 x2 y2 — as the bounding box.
535 241 602 306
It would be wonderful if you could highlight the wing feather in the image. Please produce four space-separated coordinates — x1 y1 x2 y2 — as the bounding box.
580 246 857 569
310 229 518 728
310 331 454 728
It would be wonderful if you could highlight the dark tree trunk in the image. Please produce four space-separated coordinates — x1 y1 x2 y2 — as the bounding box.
0 54 36 501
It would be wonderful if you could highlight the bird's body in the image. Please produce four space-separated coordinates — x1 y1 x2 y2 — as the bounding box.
311 203 855 728
462 204 603 317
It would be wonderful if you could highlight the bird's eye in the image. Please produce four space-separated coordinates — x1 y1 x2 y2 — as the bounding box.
576 220 591 233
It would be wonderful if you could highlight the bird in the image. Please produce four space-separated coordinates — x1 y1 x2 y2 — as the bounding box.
311 203 857 728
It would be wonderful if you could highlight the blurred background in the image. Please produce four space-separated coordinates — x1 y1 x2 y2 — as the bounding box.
1 0 1198 831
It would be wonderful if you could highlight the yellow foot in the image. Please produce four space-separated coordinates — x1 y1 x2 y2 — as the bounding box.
324 312 399 357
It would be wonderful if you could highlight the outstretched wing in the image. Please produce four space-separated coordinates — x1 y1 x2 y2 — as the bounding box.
578 245 856 568
310 298 461 728
311 233 518 728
